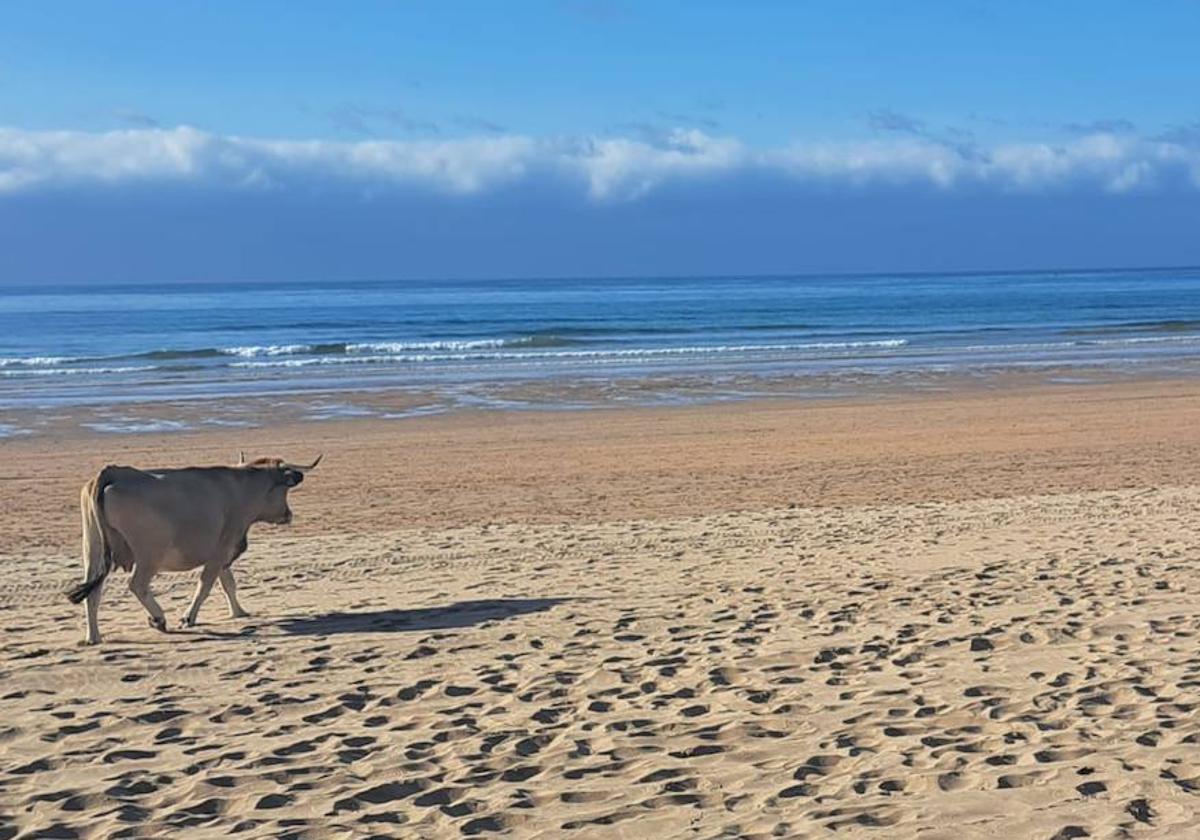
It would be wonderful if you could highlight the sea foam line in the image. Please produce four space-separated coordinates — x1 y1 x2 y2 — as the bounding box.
0 356 73 367
228 339 911 368
0 365 149 377
224 337 562 357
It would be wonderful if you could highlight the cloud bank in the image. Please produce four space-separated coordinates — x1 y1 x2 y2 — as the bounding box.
5 122 1200 284
3 124 1199 201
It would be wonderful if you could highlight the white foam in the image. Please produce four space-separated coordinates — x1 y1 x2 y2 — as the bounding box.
0 356 73 367
82 419 191 434
229 339 911 369
223 344 314 357
220 338 540 357
957 334 1200 354
200 418 260 428
305 403 376 420
380 405 449 420
0 365 148 377
1093 333 1200 346
345 339 517 353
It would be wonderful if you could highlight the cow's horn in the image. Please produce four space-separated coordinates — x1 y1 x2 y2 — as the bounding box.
281 454 322 472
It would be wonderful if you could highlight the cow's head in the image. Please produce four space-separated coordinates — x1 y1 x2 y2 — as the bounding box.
238 454 322 525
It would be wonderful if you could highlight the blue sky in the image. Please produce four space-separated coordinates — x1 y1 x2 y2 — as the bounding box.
3 1 1200 282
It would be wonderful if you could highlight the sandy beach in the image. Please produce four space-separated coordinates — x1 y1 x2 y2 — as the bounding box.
4 379 1200 838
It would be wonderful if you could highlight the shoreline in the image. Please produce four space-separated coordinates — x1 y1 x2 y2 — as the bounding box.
1 361 1194 441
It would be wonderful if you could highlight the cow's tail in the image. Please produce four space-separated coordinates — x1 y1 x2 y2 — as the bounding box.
66 468 117 604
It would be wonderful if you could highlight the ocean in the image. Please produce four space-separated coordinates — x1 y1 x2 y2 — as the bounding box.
3 269 1200 434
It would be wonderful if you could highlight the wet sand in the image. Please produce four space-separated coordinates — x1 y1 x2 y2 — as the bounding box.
3 379 1200 837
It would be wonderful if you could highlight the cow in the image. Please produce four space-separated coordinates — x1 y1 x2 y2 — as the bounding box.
66 454 321 645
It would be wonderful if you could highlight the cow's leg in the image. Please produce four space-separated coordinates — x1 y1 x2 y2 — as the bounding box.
129 564 167 633
84 577 105 645
218 566 249 619
181 563 220 628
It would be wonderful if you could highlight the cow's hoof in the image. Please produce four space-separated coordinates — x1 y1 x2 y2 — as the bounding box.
230 610 250 620
80 636 101 646
148 616 168 633
179 617 195 629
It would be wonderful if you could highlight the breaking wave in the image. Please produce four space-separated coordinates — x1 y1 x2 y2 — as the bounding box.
0 336 581 367
228 339 911 368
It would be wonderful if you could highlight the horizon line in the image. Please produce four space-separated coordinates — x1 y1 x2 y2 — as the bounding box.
5 262 1200 289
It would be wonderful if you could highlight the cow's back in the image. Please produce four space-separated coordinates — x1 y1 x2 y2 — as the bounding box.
102 467 237 572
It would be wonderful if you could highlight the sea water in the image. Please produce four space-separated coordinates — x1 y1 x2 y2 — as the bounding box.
2 269 1199 429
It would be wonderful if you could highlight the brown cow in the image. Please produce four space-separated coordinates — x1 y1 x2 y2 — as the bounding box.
67 454 320 644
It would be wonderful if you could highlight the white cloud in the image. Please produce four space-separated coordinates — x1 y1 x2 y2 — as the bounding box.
770 139 967 188
775 133 1200 193
572 129 746 199
1 124 1198 200
0 127 541 195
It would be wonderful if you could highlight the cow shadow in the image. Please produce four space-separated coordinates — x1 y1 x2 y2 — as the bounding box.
276 597 571 636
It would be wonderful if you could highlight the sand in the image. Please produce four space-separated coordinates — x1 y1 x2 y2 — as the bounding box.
3 380 1200 838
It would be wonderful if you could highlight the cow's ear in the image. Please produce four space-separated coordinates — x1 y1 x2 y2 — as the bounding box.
283 469 304 487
